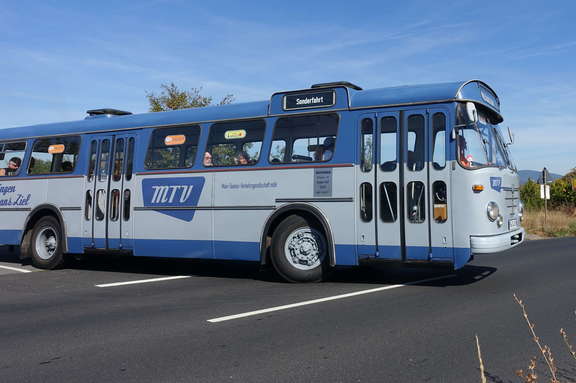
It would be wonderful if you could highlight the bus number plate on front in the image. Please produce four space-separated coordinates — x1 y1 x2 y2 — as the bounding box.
509 219 517 230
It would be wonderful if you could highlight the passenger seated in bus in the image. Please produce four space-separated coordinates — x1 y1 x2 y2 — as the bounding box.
236 151 250 165
61 161 73 172
313 137 335 161
0 157 21 176
203 151 213 167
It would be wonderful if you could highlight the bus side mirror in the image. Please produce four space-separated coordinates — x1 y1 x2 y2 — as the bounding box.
0 153 4 161
466 102 478 124
451 128 457 140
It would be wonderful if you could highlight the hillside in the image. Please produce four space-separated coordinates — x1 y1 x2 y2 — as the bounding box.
519 170 562 185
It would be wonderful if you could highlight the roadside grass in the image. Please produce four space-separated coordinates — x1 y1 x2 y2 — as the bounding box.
476 295 576 383
523 208 576 238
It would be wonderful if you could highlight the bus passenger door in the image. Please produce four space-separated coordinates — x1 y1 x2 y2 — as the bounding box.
356 115 377 257
375 112 401 260
84 135 114 249
107 134 137 250
403 110 430 261
427 109 453 262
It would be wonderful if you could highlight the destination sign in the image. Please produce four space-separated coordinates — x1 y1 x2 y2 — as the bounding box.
283 91 335 110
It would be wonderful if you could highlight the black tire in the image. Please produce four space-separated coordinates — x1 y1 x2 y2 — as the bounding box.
30 216 65 269
270 215 328 283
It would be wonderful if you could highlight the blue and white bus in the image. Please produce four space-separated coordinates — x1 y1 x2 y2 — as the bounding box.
0 80 524 282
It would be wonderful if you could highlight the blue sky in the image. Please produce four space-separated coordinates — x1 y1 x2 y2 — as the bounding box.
1 0 575 174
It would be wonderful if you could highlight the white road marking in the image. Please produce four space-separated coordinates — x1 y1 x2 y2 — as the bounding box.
0 265 33 273
207 274 454 323
96 275 191 288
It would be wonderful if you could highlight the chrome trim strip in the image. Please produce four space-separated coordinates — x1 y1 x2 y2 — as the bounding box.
59 207 82 211
134 206 275 211
275 198 353 203
0 208 32 212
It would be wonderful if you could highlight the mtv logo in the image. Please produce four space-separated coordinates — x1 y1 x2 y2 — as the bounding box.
142 177 205 221
490 177 502 192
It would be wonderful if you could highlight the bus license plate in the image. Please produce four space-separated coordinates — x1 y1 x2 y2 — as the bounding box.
509 219 518 230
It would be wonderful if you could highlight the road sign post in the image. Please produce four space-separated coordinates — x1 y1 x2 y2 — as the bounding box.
541 167 549 228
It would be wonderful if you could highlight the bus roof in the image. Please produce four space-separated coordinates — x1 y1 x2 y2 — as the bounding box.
0 80 501 140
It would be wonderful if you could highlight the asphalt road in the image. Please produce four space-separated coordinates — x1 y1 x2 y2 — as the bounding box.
1 238 575 383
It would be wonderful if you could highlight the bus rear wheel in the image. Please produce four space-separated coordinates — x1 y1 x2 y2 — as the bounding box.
30 216 65 269
271 215 327 283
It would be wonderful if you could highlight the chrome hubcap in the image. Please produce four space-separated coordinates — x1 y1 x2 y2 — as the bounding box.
35 227 58 260
284 228 325 271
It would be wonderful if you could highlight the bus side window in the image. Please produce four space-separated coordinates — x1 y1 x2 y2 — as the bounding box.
145 126 200 170
407 181 425 223
380 182 397 222
29 136 81 175
113 138 124 182
269 140 286 163
407 115 424 171
126 137 134 180
360 119 373 172
271 114 338 164
206 119 265 167
87 140 97 182
98 139 110 181
359 182 373 222
433 181 447 223
0 142 26 177
123 189 131 221
380 117 397 171
432 113 446 170
85 190 92 221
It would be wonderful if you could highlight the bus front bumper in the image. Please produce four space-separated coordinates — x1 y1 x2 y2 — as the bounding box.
470 228 525 254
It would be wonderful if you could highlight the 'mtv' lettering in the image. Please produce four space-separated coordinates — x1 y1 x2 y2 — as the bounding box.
151 185 194 204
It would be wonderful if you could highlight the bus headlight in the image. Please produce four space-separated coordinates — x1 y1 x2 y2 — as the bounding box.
487 202 500 221
496 215 504 228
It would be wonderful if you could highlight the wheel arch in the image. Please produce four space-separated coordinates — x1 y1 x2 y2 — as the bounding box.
20 204 68 258
260 203 336 267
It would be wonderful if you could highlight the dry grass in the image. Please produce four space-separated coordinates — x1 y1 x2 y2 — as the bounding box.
522 209 576 238
475 296 576 382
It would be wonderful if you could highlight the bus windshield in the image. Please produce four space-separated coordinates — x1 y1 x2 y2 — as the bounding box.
457 109 511 169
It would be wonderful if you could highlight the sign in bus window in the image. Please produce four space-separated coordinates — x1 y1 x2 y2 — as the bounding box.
360 119 373 172
407 115 424 171
380 182 397 222
380 117 397 171
432 113 446 170
407 181 425 223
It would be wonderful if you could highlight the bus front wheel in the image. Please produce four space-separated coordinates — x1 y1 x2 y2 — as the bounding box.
271 215 327 283
30 216 65 269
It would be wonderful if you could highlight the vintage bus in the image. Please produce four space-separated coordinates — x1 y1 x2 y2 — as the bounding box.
0 80 524 282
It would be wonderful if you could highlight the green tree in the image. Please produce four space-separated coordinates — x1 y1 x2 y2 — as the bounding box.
520 179 543 210
146 83 234 112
